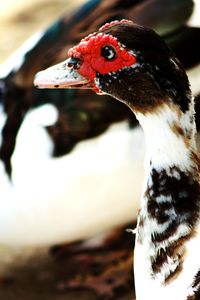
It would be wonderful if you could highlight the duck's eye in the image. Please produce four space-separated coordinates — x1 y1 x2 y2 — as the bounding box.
101 45 116 60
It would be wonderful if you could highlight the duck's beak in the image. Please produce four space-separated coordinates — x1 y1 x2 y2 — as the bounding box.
34 58 91 89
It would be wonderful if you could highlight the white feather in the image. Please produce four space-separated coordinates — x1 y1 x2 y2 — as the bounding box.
0 104 144 247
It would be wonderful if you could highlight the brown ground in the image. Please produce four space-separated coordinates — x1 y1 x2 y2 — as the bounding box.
0 248 133 300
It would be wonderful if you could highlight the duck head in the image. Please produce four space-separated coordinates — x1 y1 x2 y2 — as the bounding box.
34 20 191 114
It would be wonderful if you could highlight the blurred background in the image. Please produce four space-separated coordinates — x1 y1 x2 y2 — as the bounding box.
0 0 84 63
0 1 138 299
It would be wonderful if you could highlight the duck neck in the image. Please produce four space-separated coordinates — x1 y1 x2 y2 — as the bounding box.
137 102 197 170
135 100 200 284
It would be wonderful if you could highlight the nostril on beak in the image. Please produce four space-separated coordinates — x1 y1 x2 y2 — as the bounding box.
67 58 81 70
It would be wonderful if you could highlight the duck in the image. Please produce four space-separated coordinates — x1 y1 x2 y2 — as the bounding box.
0 0 200 250
34 18 200 300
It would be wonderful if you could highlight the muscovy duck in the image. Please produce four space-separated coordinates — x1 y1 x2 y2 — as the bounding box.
0 0 199 248
34 19 200 300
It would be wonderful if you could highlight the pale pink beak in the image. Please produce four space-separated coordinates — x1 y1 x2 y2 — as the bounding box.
34 58 91 89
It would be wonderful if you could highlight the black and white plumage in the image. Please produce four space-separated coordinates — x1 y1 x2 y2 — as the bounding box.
34 16 200 300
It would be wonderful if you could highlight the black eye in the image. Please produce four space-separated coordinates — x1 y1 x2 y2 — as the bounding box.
101 45 116 60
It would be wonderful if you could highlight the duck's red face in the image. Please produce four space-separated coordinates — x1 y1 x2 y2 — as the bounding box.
68 30 136 82
34 19 190 114
34 20 137 94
